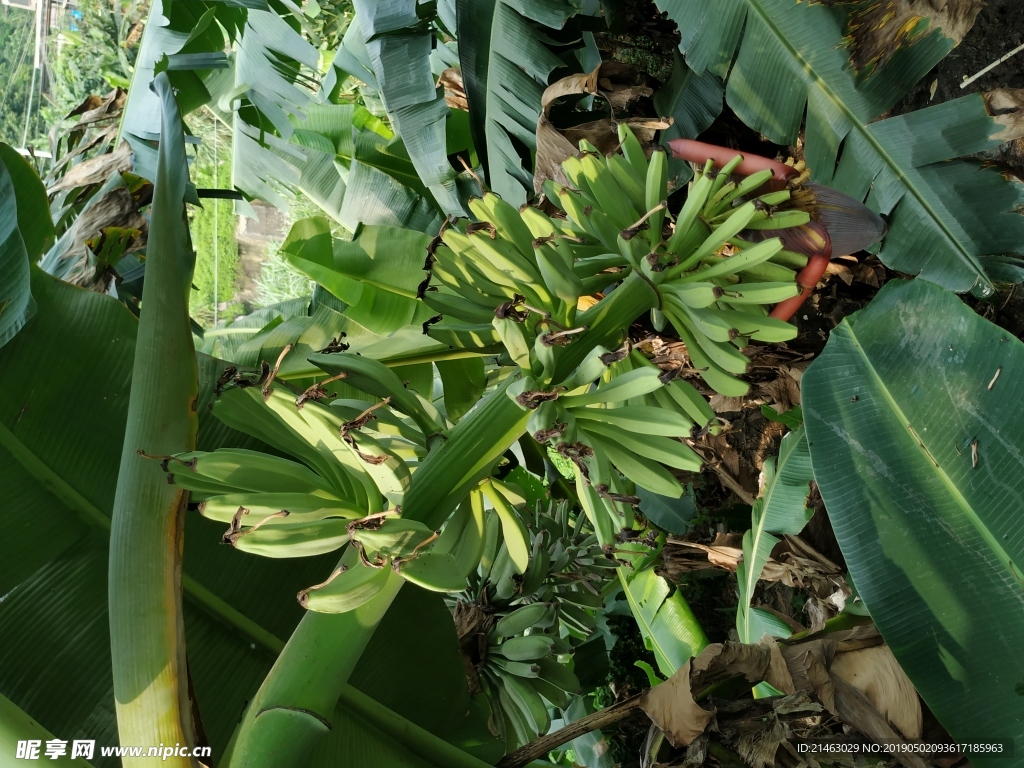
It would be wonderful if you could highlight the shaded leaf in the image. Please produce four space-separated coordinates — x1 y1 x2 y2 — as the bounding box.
736 426 813 643
803 278 1024 756
636 484 696 535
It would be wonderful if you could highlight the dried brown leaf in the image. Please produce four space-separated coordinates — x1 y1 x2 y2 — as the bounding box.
817 0 983 75
831 645 923 740
985 88 1024 143
533 63 671 193
439 67 469 112
49 140 132 193
691 641 773 692
639 660 716 747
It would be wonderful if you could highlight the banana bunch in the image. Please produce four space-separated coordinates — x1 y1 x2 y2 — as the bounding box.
456 491 619 748
543 127 810 397
166 374 426 558
509 347 715 545
420 181 624 376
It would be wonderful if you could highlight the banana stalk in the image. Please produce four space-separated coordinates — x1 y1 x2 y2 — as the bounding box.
107 74 199 767
223 379 532 767
222 561 405 768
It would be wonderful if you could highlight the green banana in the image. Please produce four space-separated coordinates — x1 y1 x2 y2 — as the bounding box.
530 676 570 709
586 432 683 497
426 321 503 351
675 315 752 375
349 517 435 559
492 316 534 371
744 209 811 229
494 603 554 637
669 200 758 275
478 500 503 583
199 493 363 525
298 560 391 612
579 151 637 231
669 299 738 343
469 193 537 261
709 169 775 216
570 404 693 437
668 313 751 397
495 635 555 661
661 281 722 309
558 601 598 638
434 496 486 578
617 123 648 178
535 244 584 306
231 518 352 558
535 656 581 693
501 671 550 738
558 367 663 408
665 161 714 254
677 237 783 282
488 656 540 678
169 449 338 497
606 154 646 214
645 148 668 245
395 552 467 593
339 429 411 506
719 281 801 305
713 309 800 341
482 481 531 574
422 289 497 324
580 420 702 471
307 353 444 436
705 153 745 211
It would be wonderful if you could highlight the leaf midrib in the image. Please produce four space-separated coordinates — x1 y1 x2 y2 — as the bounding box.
0 419 285 656
744 0 988 286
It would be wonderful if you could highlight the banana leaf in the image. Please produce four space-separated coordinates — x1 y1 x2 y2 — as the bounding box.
0 270 495 766
194 297 312 360
736 426 813 643
655 0 1024 295
457 0 578 205
107 71 198 757
803 278 1024 757
0 146 54 349
617 560 707 677
0 694 92 767
350 0 464 216
279 218 438 335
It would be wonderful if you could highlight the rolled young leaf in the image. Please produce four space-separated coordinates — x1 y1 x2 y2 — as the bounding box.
107 72 200 766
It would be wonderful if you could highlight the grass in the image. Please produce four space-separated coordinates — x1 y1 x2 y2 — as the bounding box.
188 114 240 326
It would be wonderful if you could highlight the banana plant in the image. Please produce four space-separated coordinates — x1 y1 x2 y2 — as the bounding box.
159 128 866 766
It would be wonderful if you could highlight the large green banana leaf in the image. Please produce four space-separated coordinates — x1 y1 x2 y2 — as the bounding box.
280 218 438 335
288 104 444 232
736 425 813 643
349 0 464 216
656 0 1024 295
457 0 578 205
803 279 1024 757
0 270 495 766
